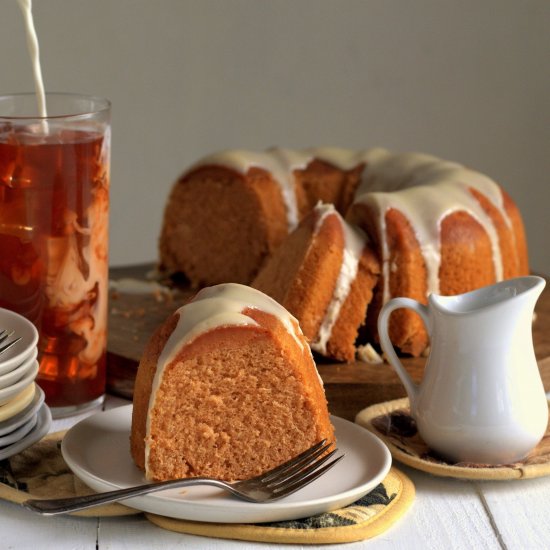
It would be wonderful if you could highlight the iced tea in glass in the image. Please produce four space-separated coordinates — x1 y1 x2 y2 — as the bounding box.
0 93 110 417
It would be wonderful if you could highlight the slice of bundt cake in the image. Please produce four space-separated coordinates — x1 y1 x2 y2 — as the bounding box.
130 283 335 482
253 202 380 362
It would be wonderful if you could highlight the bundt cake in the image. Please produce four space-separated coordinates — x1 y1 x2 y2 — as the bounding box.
159 147 529 357
130 283 335 482
253 202 380 362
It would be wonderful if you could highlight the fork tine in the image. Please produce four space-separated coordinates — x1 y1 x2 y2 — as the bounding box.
252 439 327 483
271 452 345 500
267 447 339 489
0 330 14 345
258 440 332 484
0 336 22 355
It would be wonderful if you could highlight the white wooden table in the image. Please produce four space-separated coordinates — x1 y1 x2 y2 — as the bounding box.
1 394 549 550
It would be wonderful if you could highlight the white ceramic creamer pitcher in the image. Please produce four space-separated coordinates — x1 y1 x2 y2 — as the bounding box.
378 276 548 464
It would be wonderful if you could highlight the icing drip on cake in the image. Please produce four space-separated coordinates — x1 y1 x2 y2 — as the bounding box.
354 150 510 302
189 147 511 304
306 147 373 171
189 148 370 232
189 149 308 231
309 203 365 354
144 283 306 475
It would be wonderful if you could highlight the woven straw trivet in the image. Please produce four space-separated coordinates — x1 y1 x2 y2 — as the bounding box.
356 398 550 480
0 431 137 517
0 429 414 543
146 467 414 544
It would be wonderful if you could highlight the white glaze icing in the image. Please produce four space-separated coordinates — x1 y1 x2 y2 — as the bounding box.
144 283 306 476
188 147 510 306
309 203 366 354
188 147 370 232
306 147 374 172
354 149 509 301
188 149 307 231
182 146 512 361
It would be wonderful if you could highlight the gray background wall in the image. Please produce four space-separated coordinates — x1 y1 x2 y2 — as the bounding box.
2 0 549 273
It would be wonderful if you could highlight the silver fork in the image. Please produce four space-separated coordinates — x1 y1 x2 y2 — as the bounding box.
0 330 22 356
23 439 344 515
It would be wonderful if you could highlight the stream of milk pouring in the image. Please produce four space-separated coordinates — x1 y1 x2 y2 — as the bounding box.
17 0 48 121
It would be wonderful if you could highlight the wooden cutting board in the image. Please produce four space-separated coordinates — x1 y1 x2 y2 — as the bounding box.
106 264 550 421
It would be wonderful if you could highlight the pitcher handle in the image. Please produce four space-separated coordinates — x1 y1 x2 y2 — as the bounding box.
378 297 430 414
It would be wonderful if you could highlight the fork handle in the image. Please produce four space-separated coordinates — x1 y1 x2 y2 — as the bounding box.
23 477 229 515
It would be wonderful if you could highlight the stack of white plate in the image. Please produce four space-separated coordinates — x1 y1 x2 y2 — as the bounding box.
0 308 51 461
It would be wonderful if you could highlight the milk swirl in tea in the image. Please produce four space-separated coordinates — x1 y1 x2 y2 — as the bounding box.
0 3 110 411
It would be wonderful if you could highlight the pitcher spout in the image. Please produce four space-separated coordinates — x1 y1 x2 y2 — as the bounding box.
429 276 546 316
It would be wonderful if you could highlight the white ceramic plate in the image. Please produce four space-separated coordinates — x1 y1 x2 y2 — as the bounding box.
0 385 45 436
0 384 37 423
0 404 52 461
0 411 38 447
61 405 392 523
0 309 38 375
0 360 39 406
0 347 38 390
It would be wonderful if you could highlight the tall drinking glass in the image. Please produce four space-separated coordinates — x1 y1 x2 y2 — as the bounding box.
0 93 110 417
